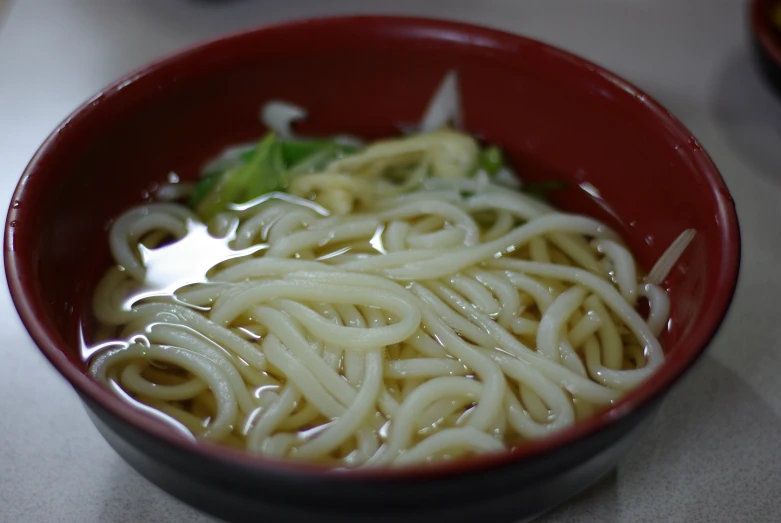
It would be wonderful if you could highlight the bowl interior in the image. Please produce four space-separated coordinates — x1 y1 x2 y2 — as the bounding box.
5 16 739 472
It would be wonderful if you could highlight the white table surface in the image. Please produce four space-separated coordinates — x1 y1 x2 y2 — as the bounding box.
1 1 780 522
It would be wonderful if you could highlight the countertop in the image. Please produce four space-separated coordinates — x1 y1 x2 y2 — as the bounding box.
1 1 780 522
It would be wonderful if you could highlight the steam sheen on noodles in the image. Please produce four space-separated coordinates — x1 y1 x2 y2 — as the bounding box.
86 78 692 466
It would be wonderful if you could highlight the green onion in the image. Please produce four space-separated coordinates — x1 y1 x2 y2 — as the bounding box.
188 170 223 210
282 140 355 166
239 139 356 171
190 135 360 220
194 132 282 220
478 145 504 176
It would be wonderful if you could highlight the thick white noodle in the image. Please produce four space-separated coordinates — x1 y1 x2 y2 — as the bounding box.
88 129 681 467
646 229 696 285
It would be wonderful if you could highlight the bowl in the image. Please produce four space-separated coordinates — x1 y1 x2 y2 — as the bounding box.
751 0 781 97
4 16 740 523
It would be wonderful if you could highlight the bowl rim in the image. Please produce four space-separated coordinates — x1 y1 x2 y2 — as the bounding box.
751 0 781 67
4 14 741 481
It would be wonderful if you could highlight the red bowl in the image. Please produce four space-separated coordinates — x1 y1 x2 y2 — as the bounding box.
751 0 781 95
4 16 740 523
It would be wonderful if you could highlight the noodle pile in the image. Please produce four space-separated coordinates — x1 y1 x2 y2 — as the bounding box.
85 77 691 466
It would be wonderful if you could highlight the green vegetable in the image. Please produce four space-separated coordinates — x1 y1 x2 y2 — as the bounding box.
281 140 356 167
239 139 356 171
478 145 504 176
247 136 286 198
191 135 359 220
194 132 283 220
522 180 568 201
188 170 223 210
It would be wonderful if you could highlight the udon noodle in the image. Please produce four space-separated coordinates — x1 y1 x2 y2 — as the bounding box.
85 74 693 466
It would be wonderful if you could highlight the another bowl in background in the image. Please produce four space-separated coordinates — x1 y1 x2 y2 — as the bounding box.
751 0 781 97
4 16 740 523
